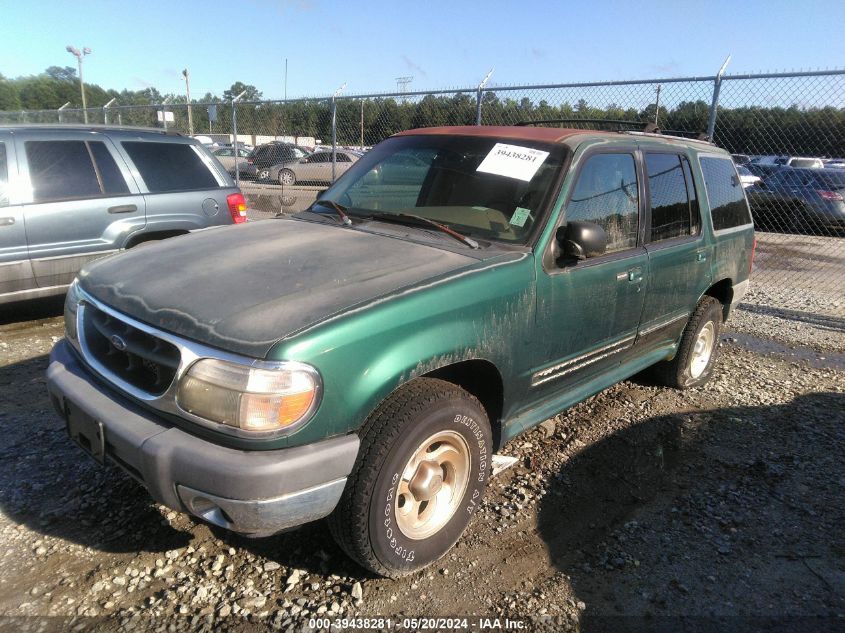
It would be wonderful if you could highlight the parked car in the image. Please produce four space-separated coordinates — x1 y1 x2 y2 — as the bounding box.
48 125 754 578
731 153 751 165
265 150 361 185
824 159 845 169
0 125 245 305
212 146 257 180
736 164 761 188
774 156 824 169
746 163 783 179
248 142 310 175
746 167 845 234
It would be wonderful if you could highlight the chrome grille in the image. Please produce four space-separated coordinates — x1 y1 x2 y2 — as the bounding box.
80 304 180 396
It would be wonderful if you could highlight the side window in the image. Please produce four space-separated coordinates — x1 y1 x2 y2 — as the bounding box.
0 143 8 208
336 153 351 163
566 153 639 253
89 142 130 195
26 140 102 202
700 156 752 231
645 153 691 242
122 142 218 193
310 153 329 163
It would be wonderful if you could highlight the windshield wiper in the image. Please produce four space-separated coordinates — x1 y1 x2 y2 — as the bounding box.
306 199 352 226
369 212 479 249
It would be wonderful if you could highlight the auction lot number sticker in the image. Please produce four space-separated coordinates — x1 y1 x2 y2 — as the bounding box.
476 143 550 181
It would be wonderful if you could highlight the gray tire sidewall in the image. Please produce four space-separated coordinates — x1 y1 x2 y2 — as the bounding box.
367 399 491 575
679 302 722 387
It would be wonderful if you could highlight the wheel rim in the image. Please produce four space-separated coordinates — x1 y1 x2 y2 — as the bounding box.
394 430 470 540
258 169 268 180
280 170 294 185
689 321 715 379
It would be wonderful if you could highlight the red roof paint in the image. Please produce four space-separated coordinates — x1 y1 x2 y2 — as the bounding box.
394 125 611 144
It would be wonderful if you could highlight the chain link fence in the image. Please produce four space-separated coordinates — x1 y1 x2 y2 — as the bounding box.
1 71 843 317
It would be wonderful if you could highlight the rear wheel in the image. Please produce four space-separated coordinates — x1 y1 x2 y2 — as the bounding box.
328 378 492 578
279 169 295 186
652 296 723 389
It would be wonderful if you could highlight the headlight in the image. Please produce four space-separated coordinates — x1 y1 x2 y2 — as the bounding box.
64 278 81 343
176 358 321 433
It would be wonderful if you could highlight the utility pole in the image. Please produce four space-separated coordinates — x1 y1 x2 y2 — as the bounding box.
66 45 92 123
182 69 193 135
654 84 661 125
395 76 413 102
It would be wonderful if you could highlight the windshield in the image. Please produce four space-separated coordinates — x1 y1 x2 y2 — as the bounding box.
315 135 568 244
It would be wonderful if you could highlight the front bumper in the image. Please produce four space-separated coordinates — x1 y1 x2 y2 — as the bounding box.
46 340 359 537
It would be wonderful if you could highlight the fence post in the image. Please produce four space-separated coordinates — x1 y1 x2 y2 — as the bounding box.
331 83 346 182
707 55 732 141
475 69 494 126
231 90 247 184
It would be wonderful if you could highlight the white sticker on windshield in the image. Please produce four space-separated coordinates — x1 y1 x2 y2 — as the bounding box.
476 143 550 182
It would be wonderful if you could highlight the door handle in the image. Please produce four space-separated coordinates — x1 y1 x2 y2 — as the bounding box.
108 204 137 214
0 217 14 226
696 251 707 262
628 267 644 283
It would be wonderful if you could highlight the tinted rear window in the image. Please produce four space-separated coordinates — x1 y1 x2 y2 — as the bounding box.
700 156 752 230
813 171 845 188
26 140 102 202
122 142 218 193
89 142 129 195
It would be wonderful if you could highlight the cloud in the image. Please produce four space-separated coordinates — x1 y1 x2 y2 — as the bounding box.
402 55 427 78
132 77 153 88
530 47 547 59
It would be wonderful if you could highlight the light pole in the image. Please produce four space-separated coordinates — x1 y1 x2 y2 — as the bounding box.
182 68 193 135
66 45 92 123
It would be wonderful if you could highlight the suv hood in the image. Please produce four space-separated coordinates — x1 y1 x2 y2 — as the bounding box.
78 219 482 358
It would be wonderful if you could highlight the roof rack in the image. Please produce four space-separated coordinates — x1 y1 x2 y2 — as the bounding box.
515 118 649 131
514 118 714 145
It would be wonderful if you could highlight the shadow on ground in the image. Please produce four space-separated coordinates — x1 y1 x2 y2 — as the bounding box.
537 392 845 625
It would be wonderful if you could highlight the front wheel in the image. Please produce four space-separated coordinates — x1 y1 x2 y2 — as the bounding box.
328 378 492 578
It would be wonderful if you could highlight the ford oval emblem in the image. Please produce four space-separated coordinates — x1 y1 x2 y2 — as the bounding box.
110 334 127 351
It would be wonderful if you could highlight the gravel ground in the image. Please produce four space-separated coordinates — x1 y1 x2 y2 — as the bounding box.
0 289 843 632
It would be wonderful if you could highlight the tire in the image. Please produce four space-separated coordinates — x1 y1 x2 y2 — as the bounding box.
279 169 295 186
328 378 492 578
257 169 269 181
652 296 723 389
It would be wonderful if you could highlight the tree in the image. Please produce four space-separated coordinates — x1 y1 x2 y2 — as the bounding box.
45 66 77 82
223 82 262 102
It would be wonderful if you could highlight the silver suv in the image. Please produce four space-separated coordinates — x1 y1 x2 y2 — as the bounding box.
0 125 245 304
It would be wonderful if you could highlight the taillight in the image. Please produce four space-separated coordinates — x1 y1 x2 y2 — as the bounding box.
749 236 757 274
818 190 844 201
227 192 247 224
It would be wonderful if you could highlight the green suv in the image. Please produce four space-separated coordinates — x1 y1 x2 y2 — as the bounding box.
47 125 754 577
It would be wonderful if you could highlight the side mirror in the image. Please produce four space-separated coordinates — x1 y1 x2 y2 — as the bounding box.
316 189 328 200
556 221 607 261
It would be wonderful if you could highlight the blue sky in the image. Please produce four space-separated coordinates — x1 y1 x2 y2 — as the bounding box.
1 0 842 99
